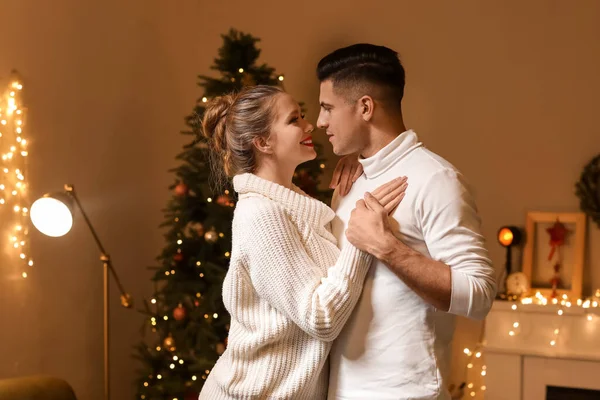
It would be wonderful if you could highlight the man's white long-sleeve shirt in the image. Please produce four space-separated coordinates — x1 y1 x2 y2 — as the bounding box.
328 130 496 400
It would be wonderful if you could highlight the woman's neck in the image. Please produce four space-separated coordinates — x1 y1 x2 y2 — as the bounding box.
253 159 295 190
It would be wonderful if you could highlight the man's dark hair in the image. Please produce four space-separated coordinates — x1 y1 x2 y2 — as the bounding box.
317 43 405 108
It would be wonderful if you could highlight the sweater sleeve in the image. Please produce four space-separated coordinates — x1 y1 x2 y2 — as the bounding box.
418 169 497 320
240 199 372 342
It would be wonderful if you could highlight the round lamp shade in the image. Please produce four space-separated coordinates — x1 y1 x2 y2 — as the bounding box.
30 195 74 237
497 226 522 247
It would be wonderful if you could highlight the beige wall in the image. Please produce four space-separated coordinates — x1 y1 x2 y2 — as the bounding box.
1 1 599 399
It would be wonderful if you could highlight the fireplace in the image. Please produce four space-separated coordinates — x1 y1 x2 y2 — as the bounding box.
546 385 600 400
482 301 600 400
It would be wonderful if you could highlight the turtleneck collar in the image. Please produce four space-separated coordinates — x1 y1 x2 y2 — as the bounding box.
233 173 335 228
359 130 422 179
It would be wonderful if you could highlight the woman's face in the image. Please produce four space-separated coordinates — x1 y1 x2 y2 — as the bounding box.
265 92 316 170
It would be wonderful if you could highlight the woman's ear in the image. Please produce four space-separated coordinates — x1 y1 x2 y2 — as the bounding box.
253 136 273 155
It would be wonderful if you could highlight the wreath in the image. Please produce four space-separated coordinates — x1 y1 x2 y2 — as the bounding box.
575 154 600 228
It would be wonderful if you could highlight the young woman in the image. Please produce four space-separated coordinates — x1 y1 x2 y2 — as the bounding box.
198 85 407 400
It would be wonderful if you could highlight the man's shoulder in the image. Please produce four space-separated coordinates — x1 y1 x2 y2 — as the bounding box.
407 146 460 177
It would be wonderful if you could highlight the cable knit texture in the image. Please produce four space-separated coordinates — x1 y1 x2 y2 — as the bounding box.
199 173 372 400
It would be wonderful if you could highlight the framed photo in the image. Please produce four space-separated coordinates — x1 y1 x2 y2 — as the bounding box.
521 212 586 299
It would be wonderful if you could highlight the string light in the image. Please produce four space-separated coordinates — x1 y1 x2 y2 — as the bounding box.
460 290 600 398
0 72 33 278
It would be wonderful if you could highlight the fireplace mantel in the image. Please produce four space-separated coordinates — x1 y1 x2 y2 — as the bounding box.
483 300 600 399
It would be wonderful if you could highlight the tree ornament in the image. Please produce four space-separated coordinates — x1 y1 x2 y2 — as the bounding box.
216 342 225 355
173 253 184 262
174 183 188 196
204 228 218 243
163 335 176 352
184 221 204 238
216 194 231 206
575 154 600 228
173 303 187 321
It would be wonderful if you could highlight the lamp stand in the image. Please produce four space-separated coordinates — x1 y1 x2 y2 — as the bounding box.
64 185 133 400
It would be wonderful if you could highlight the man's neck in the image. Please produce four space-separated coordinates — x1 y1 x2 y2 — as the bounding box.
361 118 407 159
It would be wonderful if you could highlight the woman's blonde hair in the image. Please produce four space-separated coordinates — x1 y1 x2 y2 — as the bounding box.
202 85 283 188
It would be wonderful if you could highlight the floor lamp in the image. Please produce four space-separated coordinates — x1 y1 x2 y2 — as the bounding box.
30 184 133 400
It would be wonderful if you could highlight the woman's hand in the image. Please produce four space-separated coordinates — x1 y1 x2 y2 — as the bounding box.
329 154 363 196
370 176 408 215
345 177 408 255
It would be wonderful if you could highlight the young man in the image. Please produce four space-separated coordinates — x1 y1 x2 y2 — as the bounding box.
317 44 497 400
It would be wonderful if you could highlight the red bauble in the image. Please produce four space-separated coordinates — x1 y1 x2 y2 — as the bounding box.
194 300 200 307
174 253 184 262
216 195 231 206
173 304 187 321
174 183 189 196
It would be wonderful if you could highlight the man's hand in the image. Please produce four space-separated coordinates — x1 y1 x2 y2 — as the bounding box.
329 154 363 196
346 192 399 258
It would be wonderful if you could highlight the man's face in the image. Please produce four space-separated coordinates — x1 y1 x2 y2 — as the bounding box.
317 80 367 156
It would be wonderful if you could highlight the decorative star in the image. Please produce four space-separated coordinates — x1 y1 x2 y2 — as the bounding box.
547 219 569 260
547 219 569 243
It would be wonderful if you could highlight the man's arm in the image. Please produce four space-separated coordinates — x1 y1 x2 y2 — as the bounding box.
374 234 452 312
346 170 496 320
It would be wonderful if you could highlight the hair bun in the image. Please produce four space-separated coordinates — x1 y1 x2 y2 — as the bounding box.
202 94 236 153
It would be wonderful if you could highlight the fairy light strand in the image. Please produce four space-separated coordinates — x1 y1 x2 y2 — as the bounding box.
0 72 33 277
461 290 600 397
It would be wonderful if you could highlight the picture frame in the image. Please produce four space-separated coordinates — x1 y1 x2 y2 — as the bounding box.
521 212 586 299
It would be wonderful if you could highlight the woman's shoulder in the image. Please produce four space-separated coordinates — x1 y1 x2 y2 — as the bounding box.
233 194 291 226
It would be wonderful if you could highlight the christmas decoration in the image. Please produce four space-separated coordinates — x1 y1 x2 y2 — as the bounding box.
135 29 328 399
546 219 569 298
455 290 600 399
0 71 34 278
216 194 231 207
173 304 187 321
184 221 204 238
174 182 188 196
163 335 176 352
575 154 600 228
204 228 218 244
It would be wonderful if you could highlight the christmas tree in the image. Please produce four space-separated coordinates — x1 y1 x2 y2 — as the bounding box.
134 29 329 400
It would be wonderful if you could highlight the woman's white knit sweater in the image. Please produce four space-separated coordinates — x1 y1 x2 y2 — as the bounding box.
199 173 372 400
